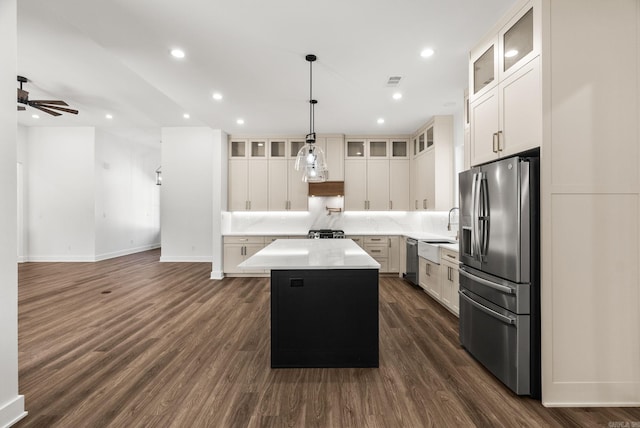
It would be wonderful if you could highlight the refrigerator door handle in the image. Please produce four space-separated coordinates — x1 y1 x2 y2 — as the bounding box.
479 175 490 258
473 172 483 259
459 267 514 294
459 290 516 325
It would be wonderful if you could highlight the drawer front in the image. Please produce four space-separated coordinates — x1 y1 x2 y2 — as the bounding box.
224 236 265 244
365 246 389 259
364 236 388 245
441 247 459 263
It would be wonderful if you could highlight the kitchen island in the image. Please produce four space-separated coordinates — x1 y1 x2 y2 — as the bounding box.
238 239 380 368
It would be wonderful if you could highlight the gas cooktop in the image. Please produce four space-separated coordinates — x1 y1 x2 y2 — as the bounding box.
307 229 346 239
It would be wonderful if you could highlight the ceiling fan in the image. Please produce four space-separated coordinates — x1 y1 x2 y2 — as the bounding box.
17 76 78 116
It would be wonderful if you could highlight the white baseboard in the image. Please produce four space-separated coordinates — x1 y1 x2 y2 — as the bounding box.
95 244 160 261
210 270 224 280
160 256 212 263
24 255 96 262
22 244 161 263
0 395 27 428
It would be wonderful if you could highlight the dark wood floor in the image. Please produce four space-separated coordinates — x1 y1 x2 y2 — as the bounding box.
15 249 640 427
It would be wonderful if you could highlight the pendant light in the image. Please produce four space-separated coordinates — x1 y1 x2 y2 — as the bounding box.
295 54 328 182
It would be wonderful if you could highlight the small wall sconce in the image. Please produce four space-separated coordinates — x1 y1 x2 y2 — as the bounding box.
155 166 162 185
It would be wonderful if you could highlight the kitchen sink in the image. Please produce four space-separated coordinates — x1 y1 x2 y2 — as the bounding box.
417 239 457 264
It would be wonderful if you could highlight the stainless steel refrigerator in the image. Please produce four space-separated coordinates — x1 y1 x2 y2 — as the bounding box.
458 153 540 398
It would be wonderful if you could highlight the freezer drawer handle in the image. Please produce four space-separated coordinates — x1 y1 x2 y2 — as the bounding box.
459 267 514 295
459 290 516 325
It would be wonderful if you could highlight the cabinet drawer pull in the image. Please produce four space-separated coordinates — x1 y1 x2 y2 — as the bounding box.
446 254 456 259
371 238 382 241
371 250 382 253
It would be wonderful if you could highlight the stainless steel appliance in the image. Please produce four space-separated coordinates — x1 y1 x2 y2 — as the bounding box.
458 153 540 398
404 238 418 285
307 229 345 239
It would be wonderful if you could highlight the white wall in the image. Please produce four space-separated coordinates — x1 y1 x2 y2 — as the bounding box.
0 0 27 425
26 127 96 261
210 129 227 279
17 127 27 263
160 127 217 262
94 129 160 260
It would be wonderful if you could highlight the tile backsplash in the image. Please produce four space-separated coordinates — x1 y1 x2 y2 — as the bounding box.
222 197 458 237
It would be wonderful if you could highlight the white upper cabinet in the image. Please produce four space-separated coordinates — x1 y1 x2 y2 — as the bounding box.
469 0 541 166
228 135 343 211
470 1 540 100
410 116 453 211
315 136 345 181
344 137 410 211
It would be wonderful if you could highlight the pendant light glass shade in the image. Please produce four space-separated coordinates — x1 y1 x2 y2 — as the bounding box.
294 133 328 182
295 54 328 182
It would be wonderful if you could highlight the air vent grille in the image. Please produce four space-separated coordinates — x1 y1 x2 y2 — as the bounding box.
386 76 402 87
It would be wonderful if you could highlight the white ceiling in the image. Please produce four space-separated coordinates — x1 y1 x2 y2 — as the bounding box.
17 0 516 143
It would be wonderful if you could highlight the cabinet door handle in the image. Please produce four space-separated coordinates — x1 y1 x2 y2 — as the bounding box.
389 200 392 210
497 130 503 151
415 200 418 209
492 133 499 153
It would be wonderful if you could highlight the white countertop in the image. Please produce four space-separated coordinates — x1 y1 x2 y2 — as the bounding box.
238 239 381 270
439 243 459 252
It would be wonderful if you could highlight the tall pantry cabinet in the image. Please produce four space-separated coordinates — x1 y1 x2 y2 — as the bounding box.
470 0 640 407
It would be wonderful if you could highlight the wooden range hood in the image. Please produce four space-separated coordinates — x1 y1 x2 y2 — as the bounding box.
308 181 344 197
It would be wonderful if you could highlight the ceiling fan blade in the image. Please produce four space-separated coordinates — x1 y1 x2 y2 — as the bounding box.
30 104 62 117
28 101 78 115
30 100 69 106
17 106 26 111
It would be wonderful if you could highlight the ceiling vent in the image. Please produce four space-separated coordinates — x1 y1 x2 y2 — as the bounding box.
386 76 402 87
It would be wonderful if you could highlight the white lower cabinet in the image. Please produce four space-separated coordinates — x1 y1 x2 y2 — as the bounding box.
348 235 401 273
418 247 459 317
223 236 266 274
419 257 441 299
439 248 459 316
364 236 389 272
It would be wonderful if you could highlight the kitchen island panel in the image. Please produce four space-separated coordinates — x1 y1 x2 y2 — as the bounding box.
271 268 379 368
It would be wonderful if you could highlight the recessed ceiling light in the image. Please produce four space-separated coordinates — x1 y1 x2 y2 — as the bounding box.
236 118 245 125
183 113 190 119
105 114 113 119
212 92 223 101
377 118 385 125
504 49 519 58
392 92 402 100
31 114 39 119
420 48 435 58
170 48 185 59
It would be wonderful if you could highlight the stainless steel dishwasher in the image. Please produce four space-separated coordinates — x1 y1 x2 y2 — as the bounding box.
404 238 418 286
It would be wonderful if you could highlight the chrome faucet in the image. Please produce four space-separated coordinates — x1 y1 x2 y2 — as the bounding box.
447 207 459 231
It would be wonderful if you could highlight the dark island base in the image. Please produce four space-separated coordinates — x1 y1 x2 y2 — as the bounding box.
271 269 379 368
